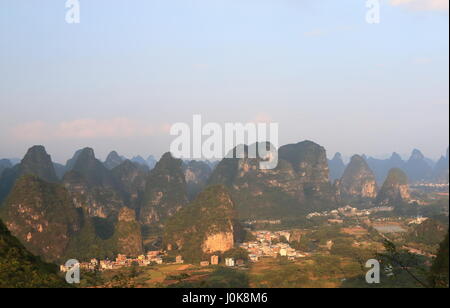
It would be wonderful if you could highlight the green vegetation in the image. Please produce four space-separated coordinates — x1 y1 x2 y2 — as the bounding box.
208 142 337 220
140 152 188 226
113 207 143 257
372 240 431 288
405 218 448 246
420 197 449 218
65 208 144 261
249 255 359 288
169 267 249 288
64 213 116 262
163 185 236 263
0 175 80 262
384 168 409 186
0 219 66 288
429 231 449 288
223 247 249 262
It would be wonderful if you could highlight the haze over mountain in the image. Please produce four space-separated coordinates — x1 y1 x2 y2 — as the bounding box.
104 151 125 170
0 159 12 177
366 152 406 185
376 168 411 207
147 155 158 170
62 148 125 218
53 162 67 180
131 156 149 167
328 153 346 182
404 149 434 183
433 149 449 184
1 1 448 165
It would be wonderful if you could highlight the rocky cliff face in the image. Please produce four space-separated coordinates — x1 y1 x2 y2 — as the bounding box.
183 160 213 200
376 168 410 206
19 146 59 183
202 231 234 254
111 160 148 210
0 175 81 262
339 155 377 203
208 141 337 219
279 141 330 185
140 152 188 226
63 148 124 218
163 186 237 262
114 207 143 257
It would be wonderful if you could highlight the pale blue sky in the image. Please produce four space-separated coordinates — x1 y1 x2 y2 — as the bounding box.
0 0 448 163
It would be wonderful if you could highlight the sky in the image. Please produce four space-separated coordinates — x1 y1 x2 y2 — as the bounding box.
0 0 448 163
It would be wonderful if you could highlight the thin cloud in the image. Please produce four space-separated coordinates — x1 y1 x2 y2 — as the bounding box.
11 118 169 141
252 113 274 124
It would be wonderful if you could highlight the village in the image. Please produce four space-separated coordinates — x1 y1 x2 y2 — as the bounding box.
60 250 245 273
60 229 311 273
306 205 395 220
60 204 435 274
239 230 308 262
61 251 169 273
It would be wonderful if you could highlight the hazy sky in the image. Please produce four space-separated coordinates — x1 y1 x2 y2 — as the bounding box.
0 0 448 163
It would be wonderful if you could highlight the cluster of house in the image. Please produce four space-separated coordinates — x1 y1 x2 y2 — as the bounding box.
60 251 249 273
198 255 243 267
411 183 449 189
244 219 282 226
239 230 307 262
306 205 394 221
60 250 183 272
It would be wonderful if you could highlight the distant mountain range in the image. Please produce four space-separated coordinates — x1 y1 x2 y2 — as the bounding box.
0 142 448 264
329 148 449 185
0 159 12 178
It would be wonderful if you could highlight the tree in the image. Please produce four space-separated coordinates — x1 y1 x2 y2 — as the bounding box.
223 247 249 262
376 239 429 288
429 231 449 288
